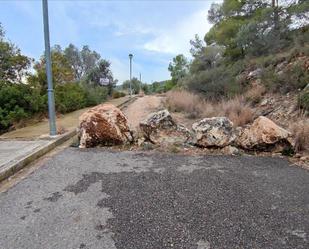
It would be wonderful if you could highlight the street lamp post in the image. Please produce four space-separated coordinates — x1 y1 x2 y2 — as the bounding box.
129 53 133 97
42 0 57 136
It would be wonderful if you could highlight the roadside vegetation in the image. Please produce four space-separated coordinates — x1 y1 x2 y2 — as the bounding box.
0 23 120 133
164 0 308 152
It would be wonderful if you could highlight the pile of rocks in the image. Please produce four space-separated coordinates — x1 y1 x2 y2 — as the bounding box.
77 105 294 155
137 109 294 155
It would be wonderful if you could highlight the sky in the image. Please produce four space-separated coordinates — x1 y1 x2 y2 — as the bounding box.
0 0 217 83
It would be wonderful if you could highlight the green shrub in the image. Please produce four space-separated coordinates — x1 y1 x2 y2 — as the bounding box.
83 85 108 106
299 89 309 112
184 64 243 100
262 63 309 93
164 80 177 91
112 91 126 99
0 81 46 132
55 83 87 113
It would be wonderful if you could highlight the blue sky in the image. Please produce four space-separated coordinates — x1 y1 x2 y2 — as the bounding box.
0 0 216 83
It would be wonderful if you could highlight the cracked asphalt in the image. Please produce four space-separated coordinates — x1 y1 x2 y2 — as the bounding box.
0 147 308 249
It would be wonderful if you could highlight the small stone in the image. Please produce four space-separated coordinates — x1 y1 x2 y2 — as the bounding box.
221 146 240 155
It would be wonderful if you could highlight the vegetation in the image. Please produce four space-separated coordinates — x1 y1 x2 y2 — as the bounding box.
166 0 309 102
166 90 254 126
121 78 174 95
289 120 309 152
122 77 142 94
0 23 116 133
299 89 309 111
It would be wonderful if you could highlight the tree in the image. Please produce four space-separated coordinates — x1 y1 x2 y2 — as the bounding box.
204 0 297 59
63 44 101 81
80 45 101 78
208 3 224 24
168 54 189 84
85 59 115 95
189 34 224 74
28 48 75 93
0 23 31 82
64 44 83 80
122 77 141 94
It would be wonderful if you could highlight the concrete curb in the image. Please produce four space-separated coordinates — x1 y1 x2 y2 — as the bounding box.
0 97 137 182
0 130 76 182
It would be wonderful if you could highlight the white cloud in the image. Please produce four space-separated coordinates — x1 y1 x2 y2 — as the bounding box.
143 8 212 57
110 57 129 84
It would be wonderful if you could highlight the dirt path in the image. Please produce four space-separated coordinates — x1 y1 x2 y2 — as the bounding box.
123 95 164 130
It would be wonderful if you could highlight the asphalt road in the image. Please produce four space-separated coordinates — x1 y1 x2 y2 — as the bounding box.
0 148 308 249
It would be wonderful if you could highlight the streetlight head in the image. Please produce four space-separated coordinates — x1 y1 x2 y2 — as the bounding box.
129 53 133 59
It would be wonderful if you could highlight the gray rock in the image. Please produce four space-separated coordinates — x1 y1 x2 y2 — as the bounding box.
140 109 176 141
247 68 263 79
192 117 236 148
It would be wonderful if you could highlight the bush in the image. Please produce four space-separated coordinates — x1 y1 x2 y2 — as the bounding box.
289 120 309 152
164 80 177 92
83 85 108 106
184 63 244 100
262 63 309 93
298 89 309 111
165 90 207 119
112 91 126 99
244 83 266 104
0 81 46 132
218 97 254 127
55 83 87 113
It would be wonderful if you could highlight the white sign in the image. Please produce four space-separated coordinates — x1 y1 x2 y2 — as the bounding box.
99 78 110 86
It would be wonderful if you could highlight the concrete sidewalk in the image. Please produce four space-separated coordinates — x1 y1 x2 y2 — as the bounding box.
0 96 134 182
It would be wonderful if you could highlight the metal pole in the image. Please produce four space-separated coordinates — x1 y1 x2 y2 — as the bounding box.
129 54 133 97
139 73 141 83
42 0 56 135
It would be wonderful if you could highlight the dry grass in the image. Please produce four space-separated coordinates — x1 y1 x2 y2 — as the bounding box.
244 83 266 104
165 90 208 119
289 120 309 152
57 125 68 135
219 97 255 127
166 90 254 126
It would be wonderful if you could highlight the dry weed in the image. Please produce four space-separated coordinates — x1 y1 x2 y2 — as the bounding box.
244 83 266 104
289 120 309 152
166 90 254 126
220 97 254 126
166 90 205 118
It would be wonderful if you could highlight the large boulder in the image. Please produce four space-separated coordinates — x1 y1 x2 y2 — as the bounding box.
236 116 292 151
140 109 176 141
78 104 133 148
192 117 235 148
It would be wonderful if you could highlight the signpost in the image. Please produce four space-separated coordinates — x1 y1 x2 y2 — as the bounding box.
99 78 110 86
